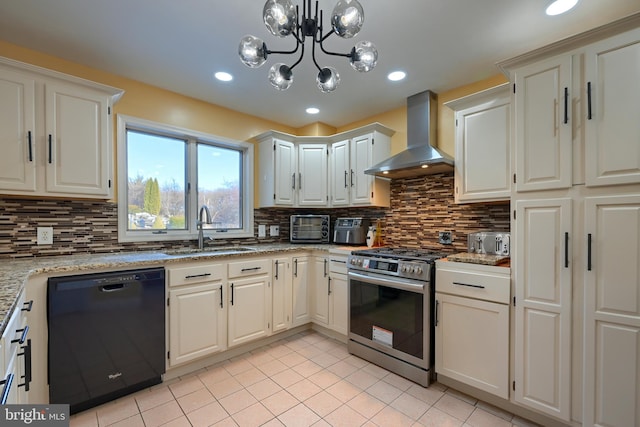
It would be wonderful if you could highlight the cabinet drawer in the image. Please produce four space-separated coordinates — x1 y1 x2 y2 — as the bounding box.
2 291 26 366
329 257 348 274
436 265 510 304
168 264 225 287
228 259 271 279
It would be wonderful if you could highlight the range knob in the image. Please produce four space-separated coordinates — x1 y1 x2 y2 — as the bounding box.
401 264 410 273
413 266 423 275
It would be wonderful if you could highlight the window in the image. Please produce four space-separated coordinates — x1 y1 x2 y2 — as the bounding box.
117 115 254 242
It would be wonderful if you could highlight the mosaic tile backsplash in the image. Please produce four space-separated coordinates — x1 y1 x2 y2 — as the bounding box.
0 173 509 258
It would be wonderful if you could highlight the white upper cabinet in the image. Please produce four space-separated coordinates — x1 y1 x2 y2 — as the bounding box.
257 123 394 208
0 57 123 199
445 84 511 203
349 132 391 206
329 125 393 207
298 143 328 206
584 30 640 187
44 80 111 196
506 26 640 192
329 139 350 207
513 54 573 192
0 69 36 193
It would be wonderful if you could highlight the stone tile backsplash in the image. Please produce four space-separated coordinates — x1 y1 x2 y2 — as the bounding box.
0 172 509 258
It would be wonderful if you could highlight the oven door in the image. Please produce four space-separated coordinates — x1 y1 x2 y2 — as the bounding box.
348 270 430 369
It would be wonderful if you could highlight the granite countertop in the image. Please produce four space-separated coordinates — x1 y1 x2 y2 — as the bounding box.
0 243 354 336
445 252 511 266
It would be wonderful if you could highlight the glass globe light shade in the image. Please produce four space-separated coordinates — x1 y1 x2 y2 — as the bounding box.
316 67 340 93
350 41 377 72
331 0 364 38
268 63 293 90
238 35 267 68
263 0 297 37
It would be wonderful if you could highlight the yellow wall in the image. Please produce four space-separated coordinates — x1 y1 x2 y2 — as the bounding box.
296 122 337 136
337 74 509 157
0 40 508 205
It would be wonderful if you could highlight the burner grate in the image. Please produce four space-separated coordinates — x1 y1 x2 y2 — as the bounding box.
352 247 447 262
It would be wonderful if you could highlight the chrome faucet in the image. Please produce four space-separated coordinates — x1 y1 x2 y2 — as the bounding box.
197 205 213 250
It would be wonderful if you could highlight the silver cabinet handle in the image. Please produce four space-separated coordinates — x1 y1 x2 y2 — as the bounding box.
435 300 440 326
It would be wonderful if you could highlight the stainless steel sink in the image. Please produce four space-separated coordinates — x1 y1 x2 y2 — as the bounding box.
164 246 257 256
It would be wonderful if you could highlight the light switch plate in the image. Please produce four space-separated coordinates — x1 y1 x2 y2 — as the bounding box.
270 225 279 236
37 227 54 245
258 224 266 238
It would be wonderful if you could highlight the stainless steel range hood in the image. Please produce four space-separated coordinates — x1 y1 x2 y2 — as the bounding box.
365 90 454 178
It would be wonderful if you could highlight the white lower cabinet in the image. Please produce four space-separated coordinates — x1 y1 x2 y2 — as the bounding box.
272 257 292 333
312 256 330 325
167 264 227 367
328 255 349 336
435 261 510 399
0 290 31 404
227 258 271 347
583 194 640 427
514 198 572 421
292 256 311 327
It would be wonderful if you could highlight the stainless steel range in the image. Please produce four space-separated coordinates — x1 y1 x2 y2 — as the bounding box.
347 247 446 386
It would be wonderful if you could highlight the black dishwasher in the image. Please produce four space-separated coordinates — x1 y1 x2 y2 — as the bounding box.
48 267 165 414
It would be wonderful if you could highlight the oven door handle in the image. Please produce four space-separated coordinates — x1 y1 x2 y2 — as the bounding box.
348 271 425 293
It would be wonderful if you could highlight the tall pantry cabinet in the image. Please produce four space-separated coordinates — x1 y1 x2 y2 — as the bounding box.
500 17 640 427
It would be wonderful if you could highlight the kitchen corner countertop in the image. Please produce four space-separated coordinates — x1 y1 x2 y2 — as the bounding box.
445 252 511 266
0 243 351 336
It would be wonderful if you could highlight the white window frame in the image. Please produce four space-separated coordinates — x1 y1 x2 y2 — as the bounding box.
117 114 254 243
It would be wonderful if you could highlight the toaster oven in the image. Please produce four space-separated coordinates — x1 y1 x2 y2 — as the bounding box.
290 215 330 243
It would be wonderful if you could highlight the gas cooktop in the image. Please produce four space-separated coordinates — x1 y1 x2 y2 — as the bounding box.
352 247 448 263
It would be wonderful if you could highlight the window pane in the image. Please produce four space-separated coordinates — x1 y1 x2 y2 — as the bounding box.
126 130 187 230
197 143 242 229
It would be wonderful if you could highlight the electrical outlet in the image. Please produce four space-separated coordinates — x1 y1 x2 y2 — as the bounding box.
439 231 453 245
258 224 266 238
37 227 54 245
270 225 279 237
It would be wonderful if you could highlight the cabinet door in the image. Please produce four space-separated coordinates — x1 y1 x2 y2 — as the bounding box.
312 257 330 325
0 69 37 193
514 198 572 420
228 275 269 347
169 283 226 366
514 55 572 192
274 139 296 206
329 273 348 335
298 143 328 206
45 81 111 196
350 134 374 205
330 140 350 207
455 93 511 203
292 257 311 327
435 293 509 399
584 29 640 187
272 257 291 333
584 194 640 427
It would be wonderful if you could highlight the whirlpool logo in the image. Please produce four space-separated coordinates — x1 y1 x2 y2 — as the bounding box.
2 405 69 426
108 372 123 380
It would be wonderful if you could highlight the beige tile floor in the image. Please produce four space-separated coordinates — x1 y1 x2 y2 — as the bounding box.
69 331 539 427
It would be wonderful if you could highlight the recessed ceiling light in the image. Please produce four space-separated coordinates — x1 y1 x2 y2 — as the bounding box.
214 72 233 82
306 107 320 114
545 0 579 16
388 71 406 82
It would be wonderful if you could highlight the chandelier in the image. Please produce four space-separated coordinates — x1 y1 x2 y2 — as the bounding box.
238 0 378 93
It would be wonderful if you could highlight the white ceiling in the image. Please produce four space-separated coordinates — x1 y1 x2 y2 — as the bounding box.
1 0 639 128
